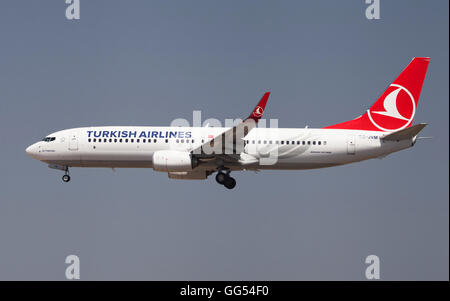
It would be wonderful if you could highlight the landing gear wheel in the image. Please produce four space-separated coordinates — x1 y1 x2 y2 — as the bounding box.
216 172 226 185
62 175 71 182
224 177 236 189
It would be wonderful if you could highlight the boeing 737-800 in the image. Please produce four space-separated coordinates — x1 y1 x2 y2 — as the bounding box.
26 57 430 189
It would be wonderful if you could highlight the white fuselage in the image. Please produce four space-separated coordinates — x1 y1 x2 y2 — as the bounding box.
26 126 413 171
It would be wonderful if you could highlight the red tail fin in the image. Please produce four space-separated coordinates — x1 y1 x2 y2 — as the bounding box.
325 57 430 132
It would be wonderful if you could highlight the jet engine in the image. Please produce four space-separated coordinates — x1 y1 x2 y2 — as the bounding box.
152 150 198 172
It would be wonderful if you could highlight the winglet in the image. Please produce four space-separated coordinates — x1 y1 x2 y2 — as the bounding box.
247 92 270 122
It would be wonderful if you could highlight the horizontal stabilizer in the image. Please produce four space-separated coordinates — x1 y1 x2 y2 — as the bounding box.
381 123 427 141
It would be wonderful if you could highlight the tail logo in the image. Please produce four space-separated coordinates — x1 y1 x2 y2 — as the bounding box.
253 106 264 118
372 88 409 121
367 84 416 131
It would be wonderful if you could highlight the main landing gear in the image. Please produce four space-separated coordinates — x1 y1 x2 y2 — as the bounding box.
215 169 236 190
62 168 71 183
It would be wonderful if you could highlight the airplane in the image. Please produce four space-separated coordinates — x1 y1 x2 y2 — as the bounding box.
26 57 430 189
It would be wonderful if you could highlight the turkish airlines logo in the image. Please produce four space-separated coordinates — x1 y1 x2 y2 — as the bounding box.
367 84 416 131
253 106 264 118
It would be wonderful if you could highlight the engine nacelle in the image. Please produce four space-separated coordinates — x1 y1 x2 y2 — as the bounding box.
152 150 196 172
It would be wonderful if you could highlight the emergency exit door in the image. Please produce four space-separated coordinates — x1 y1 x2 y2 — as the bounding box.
69 134 78 151
347 135 355 155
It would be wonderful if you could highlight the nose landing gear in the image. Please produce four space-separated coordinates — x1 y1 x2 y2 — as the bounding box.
215 169 236 189
62 168 71 182
48 164 71 182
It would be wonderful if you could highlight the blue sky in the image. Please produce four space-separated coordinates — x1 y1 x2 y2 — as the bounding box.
0 0 448 280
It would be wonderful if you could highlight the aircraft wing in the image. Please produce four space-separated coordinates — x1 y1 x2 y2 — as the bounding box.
190 92 270 163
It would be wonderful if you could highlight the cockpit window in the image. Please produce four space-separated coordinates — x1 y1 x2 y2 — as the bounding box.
42 137 56 142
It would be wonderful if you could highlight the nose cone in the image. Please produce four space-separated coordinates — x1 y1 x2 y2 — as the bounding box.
26 144 39 159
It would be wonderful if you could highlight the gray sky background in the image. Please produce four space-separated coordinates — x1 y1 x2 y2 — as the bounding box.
0 0 448 280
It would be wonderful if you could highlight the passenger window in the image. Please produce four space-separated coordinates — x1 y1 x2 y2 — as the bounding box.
109 139 112 143
286 141 289 145
181 139 184 143
307 141 311 145
93 138 96 142
297 141 300 145
131 139 134 143
269 141 272 144
258 140 261 144
88 138 91 142
119 139 122 143
276 141 279 144
318 141 321 145
281 141 284 145
165 139 168 143
313 141 316 145
137 139 140 143
302 141 305 145
324 141 327 145
114 139 117 143
154 139 157 143
125 139 128 143
104 139 107 142
192 139 195 143
176 139 179 143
